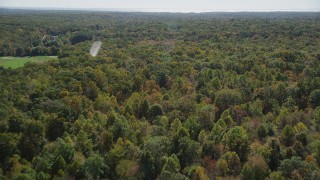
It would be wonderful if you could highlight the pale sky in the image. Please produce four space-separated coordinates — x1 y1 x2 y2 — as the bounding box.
0 0 319 12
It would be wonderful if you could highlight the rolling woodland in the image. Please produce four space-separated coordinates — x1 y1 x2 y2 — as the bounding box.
1 9 320 179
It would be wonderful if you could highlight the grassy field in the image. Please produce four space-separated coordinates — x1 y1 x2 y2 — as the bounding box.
0 56 58 69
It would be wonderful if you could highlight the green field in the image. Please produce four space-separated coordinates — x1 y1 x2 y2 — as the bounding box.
0 56 57 69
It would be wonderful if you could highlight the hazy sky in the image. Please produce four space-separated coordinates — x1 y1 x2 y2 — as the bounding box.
0 0 319 12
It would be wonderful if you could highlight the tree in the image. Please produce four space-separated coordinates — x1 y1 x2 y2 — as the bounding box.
177 137 200 167
198 130 207 145
314 106 320 130
217 151 241 176
293 122 308 134
201 141 219 160
141 151 157 179
267 171 285 180
170 118 182 133
84 154 107 180
224 126 249 162
281 125 295 146
311 140 320 165
52 155 66 174
184 116 201 140
106 138 140 178
82 81 99 100
216 159 229 176
56 137 75 164
70 32 93 45
160 154 181 173
15 47 25 57
157 72 168 88
19 120 45 161
218 110 234 128
144 136 172 159
140 99 150 118
192 166 210 180
296 132 307 146
293 141 307 159
268 138 282 171
111 115 131 141
279 156 320 180
76 130 93 156
310 89 320 107
195 103 216 130
46 118 65 141
8 115 24 133
149 104 163 120
116 160 139 179
215 89 242 112
241 156 269 180
159 171 189 180
257 124 267 139
32 154 52 174
97 130 113 153
177 127 190 139
0 133 20 169
211 122 226 144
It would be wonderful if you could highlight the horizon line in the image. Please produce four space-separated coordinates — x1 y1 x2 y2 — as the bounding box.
1 6 320 13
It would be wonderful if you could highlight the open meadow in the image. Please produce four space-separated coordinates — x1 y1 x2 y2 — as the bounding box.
0 56 57 68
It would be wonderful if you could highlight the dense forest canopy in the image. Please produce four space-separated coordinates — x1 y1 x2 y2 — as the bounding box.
1 9 320 179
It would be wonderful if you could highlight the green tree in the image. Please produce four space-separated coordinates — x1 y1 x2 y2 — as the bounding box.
198 130 207 145
184 116 201 140
84 154 107 180
52 155 66 174
281 125 295 146
310 89 320 107
106 138 140 178
76 130 93 156
115 160 139 179
111 115 131 141
157 72 168 88
143 136 172 164
257 124 267 139
46 118 65 141
215 89 242 112
241 156 269 180
32 153 53 174
0 133 20 168
8 115 24 133
177 136 200 167
266 171 285 180
268 138 282 171
217 151 241 176
170 118 182 133
15 47 25 57
56 137 75 163
314 106 320 130
218 110 235 128
195 103 216 130
161 154 181 174
279 156 320 180
19 120 45 161
149 104 163 120
224 126 249 162
211 122 226 144
311 140 320 165
192 166 210 180
141 151 157 179
97 130 113 153
70 32 93 45
140 99 150 118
